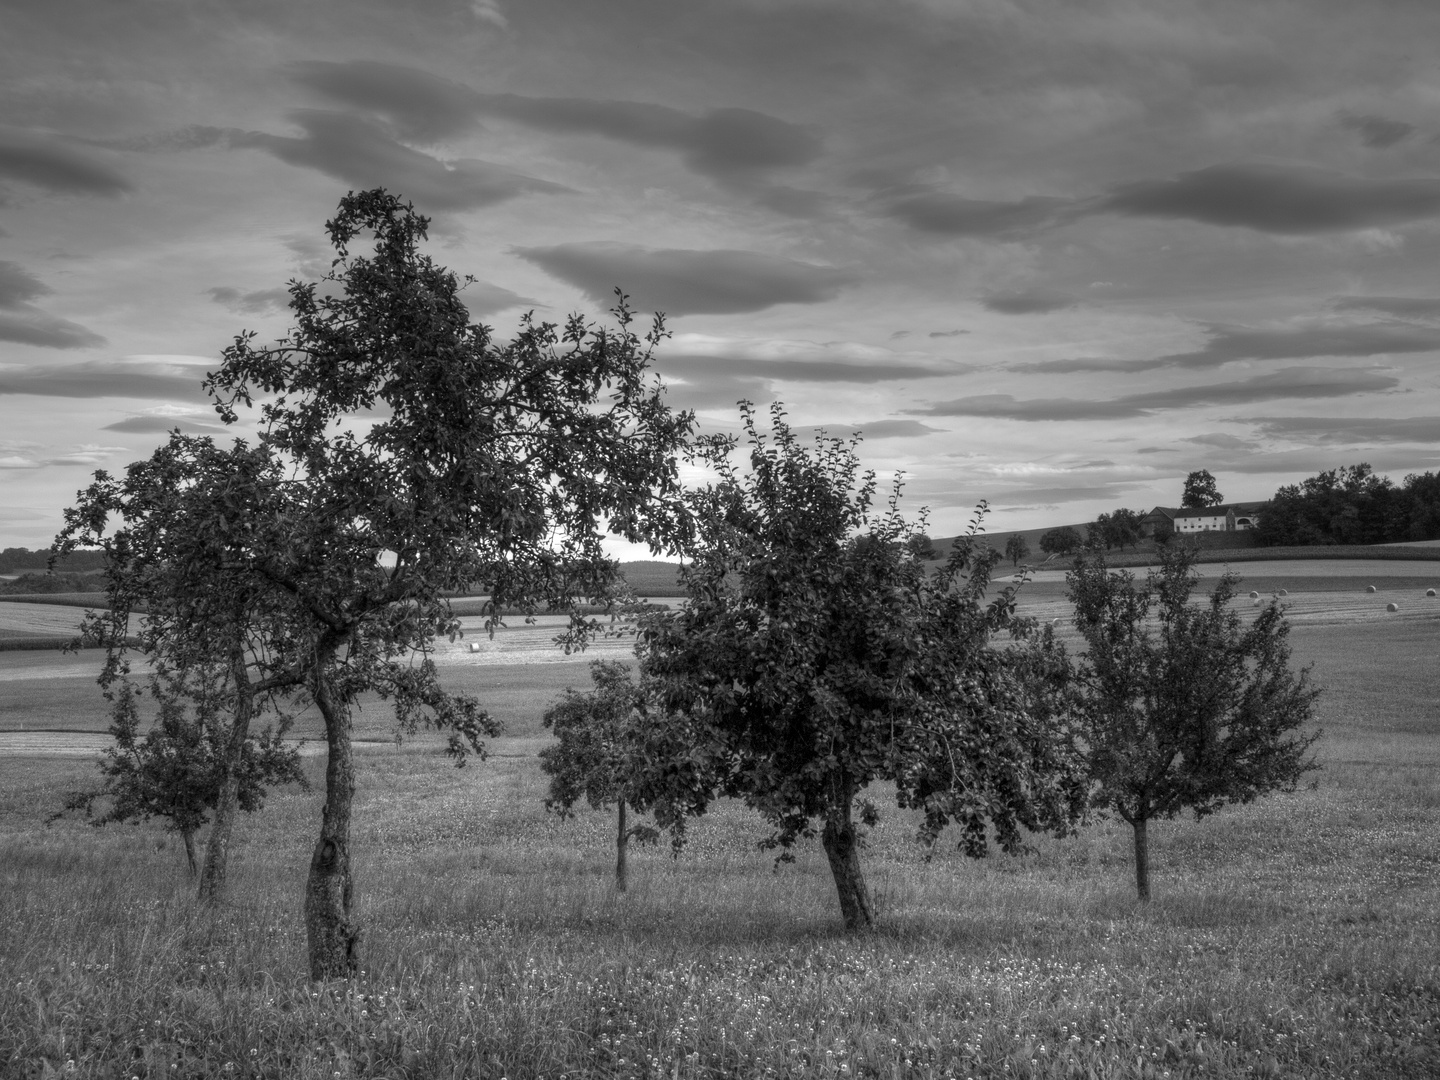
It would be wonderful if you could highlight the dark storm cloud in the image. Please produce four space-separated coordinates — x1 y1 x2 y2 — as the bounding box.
0 261 105 349
231 111 569 211
1337 113 1416 150
1097 163 1440 234
286 61 822 185
884 193 1070 238
1015 322 1440 374
1332 296 1440 319
982 291 1079 315
207 286 292 315
102 414 227 434
1245 416 1440 444
910 367 1398 421
513 243 858 315
0 128 132 198
0 359 209 401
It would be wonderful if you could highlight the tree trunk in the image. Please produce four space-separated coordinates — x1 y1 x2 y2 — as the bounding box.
305 655 360 980
198 646 254 904
181 828 197 875
821 791 874 931
615 798 628 893
1132 817 1151 902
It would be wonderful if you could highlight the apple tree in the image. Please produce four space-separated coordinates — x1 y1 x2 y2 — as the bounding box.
637 404 1084 930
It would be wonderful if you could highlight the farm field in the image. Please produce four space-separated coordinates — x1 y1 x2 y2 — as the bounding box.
0 564 1437 1077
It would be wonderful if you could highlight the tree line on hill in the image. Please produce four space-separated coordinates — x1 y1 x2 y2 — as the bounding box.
1254 464 1440 547
49 190 1320 982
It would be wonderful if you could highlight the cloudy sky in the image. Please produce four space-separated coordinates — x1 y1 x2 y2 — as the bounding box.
3 0 1439 553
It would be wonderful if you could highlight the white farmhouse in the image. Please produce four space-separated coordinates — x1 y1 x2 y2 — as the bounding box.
1172 501 1267 533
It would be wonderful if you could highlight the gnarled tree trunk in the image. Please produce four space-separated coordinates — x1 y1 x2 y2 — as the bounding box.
305 654 360 980
1132 816 1151 902
616 798 629 893
198 645 253 903
181 828 197 875
822 789 874 931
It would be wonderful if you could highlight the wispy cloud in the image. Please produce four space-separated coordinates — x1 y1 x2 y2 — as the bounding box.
231 110 569 211
0 356 213 401
1014 321 1440 374
1244 415 1440 444
1097 163 1440 234
0 128 132 198
0 261 104 349
513 242 858 315
910 366 1399 421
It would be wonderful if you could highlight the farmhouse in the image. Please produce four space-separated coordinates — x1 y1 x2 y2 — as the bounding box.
1172 501 1267 533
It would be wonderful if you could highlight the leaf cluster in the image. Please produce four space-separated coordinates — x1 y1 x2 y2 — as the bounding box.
636 403 1085 858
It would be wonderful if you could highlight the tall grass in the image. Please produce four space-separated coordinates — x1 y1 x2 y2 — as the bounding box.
2 619 1437 1078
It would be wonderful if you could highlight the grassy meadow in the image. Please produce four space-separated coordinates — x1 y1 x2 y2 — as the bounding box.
1 568 1438 1078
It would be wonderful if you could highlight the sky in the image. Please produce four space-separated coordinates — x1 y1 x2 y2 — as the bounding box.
2 0 1439 557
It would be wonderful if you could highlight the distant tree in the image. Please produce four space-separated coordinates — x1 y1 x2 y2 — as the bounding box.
52 663 305 874
1004 534 1031 566
638 404 1084 930
1039 525 1083 556
1181 470 1224 509
1255 463 1406 547
1092 508 1144 551
539 660 711 891
906 532 939 560
1067 545 1321 901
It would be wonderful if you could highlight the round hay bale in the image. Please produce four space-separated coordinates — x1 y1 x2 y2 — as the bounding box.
1278 589 1288 597
468 642 480 654
1427 589 1437 598
1249 591 1259 599
1366 585 1376 593
1253 598 1261 607
1386 602 1399 613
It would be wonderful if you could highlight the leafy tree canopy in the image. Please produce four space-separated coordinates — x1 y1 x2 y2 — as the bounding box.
1181 469 1224 509
1066 545 1320 900
637 403 1084 929
1038 525 1082 556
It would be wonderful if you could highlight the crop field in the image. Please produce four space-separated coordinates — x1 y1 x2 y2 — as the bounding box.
1 563 1437 1077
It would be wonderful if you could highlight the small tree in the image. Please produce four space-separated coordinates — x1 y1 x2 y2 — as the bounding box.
1039 525 1082 556
540 660 675 891
53 664 305 874
1067 545 1321 901
57 434 313 902
1181 469 1224 509
639 404 1084 930
1004 534 1030 566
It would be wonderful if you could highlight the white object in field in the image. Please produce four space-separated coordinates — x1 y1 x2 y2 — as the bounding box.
1249 591 1259 599
1428 589 1437 598
1386 602 1399 613
468 642 481 653
1277 589 1288 596
1366 585 1377 593
1253 598 1261 607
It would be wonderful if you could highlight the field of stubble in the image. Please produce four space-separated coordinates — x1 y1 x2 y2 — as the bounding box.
0 563 1437 1078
